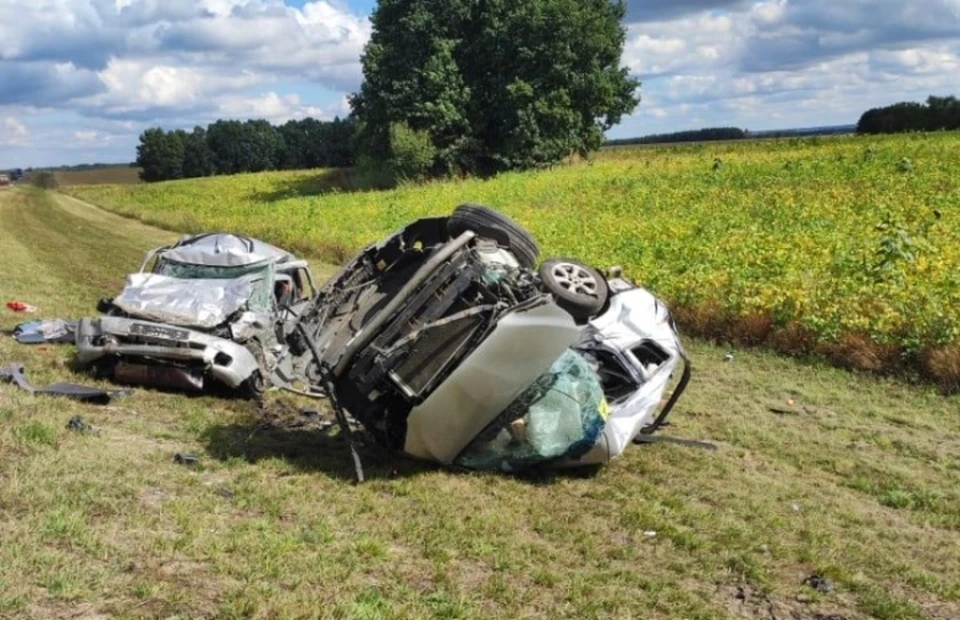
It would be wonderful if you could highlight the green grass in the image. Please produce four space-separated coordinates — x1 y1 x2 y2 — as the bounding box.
65 133 960 389
1 188 959 618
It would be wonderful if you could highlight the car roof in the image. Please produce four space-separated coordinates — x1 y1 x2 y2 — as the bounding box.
157 233 297 268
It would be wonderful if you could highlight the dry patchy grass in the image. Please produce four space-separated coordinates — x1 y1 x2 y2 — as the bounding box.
55 167 142 187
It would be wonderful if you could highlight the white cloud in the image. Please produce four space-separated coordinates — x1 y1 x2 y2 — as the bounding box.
2 0 960 165
614 0 960 137
0 0 372 137
81 58 264 118
869 46 960 76
5 1 369 74
1 117 30 146
740 0 960 72
624 12 742 78
624 0 750 23
74 130 99 142
216 92 326 123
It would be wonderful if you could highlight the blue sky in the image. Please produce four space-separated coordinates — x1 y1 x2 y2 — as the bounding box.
1 0 959 168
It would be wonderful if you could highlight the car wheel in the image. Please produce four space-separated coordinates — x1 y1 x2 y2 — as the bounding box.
447 203 539 269
539 258 609 322
242 371 266 400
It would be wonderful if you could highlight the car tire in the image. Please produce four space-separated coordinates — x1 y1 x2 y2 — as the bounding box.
242 371 266 400
447 203 539 269
539 258 609 322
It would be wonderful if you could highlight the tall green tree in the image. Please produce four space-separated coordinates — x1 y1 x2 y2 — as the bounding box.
278 119 311 170
182 126 214 178
319 117 357 168
136 128 187 182
350 0 639 177
206 120 246 175
243 119 285 172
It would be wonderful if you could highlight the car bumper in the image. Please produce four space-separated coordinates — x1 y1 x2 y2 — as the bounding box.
76 316 260 389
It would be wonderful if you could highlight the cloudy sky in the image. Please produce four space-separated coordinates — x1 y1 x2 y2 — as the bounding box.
1 0 959 168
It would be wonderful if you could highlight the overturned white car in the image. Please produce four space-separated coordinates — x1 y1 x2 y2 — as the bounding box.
298 204 691 476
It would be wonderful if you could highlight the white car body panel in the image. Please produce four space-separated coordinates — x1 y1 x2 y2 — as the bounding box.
559 283 684 465
403 301 583 464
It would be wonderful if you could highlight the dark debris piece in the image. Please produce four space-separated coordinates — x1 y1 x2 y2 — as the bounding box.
768 406 801 416
802 574 835 594
66 415 93 433
1 362 130 405
173 453 200 466
316 419 335 432
633 434 718 451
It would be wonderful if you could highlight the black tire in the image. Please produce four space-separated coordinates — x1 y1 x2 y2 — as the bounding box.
242 370 266 401
447 203 539 269
539 258 609 322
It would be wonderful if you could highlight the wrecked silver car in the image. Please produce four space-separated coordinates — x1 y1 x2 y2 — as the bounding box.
76 233 317 395
296 204 690 475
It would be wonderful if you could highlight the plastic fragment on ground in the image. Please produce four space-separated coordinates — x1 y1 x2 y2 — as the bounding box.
6 301 38 313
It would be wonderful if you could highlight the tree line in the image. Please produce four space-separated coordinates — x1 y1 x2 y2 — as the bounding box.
605 127 747 147
136 117 355 182
857 96 960 135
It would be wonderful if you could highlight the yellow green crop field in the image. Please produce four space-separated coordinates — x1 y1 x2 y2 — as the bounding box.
66 133 960 389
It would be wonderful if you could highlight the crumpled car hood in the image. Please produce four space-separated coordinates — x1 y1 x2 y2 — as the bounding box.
112 273 253 329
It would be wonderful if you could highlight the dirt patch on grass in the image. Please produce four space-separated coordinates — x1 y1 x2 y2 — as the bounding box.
720 583 861 620
921 600 960 620
138 488 168 510
25 602 111 620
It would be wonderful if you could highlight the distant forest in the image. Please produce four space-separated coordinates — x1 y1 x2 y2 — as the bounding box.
605 127 747 146
42 162 136 171
35 95 960 183
136 117 355 182
857 96 960 134
604 123 862 147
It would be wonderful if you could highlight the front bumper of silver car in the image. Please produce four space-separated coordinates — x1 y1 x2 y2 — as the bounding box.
76 316 260 389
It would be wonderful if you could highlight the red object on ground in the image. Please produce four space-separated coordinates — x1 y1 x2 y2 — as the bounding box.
6 301 38 313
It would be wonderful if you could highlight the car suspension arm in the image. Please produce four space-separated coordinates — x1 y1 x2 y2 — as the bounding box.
296 324 365 484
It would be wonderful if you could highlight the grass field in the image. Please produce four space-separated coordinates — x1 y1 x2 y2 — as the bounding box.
55 166 142 187
2 188 960 619
65 133 960 390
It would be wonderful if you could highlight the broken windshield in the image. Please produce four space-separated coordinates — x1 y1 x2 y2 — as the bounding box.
154 260 276 313
454 350 609 472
